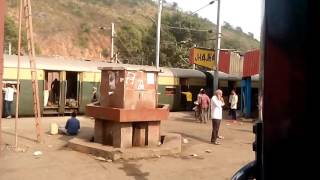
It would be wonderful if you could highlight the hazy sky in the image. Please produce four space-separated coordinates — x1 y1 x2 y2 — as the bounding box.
165 0 262 40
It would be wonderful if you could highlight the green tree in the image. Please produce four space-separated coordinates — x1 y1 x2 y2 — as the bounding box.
223 21 233 30
4 16 27 55
235 26 243 33
115 23 145 64
247 32 254 38
110 7 258 68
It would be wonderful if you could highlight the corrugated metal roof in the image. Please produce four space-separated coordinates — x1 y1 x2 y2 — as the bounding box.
4 55 204 78
99 66 159 72
4 55 259 80
4 55 105 72
229 52 243 76
160 68 206 78
243 49 260 77
219 50 230 73
207 71 260 81
207 71 242 80
4 55 159 72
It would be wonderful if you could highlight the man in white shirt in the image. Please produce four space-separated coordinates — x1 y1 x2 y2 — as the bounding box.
229 90 238 121
2 83 16 118
211 89 225 145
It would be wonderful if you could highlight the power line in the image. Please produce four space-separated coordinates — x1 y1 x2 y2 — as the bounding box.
191 1 216 15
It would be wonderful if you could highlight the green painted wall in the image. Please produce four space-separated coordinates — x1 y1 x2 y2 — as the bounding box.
79 82 100 113
158 85 204 111
4 80 44 116
158 85 180 111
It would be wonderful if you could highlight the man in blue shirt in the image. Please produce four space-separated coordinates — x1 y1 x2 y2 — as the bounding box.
59 111 80 135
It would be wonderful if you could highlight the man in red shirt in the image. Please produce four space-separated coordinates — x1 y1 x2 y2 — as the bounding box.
199 89 210 123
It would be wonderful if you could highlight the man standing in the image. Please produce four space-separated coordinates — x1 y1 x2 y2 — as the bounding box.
194 89 204 121
51 78 60 104
211 89 225 145
229 90 238 121
182 89 192 111
199 89 210 123
2 83 16 118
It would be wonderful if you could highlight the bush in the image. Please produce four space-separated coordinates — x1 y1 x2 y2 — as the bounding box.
80 23 91 33
64 2 84 17
4 16 27 55
78 35 89 48
101 48 110 58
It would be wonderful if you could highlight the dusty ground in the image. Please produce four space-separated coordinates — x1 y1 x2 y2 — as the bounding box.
0 112 254 180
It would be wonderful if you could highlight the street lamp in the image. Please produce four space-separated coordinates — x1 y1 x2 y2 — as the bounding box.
191 1 216 15
191 0 221 91
193 0 221 91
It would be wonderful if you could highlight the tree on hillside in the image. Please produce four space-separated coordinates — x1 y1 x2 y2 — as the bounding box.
4 16 27 55
223 21 233 30
235 26 243 33
115 23 145 64
172 2 178 9
4 0 258 66
248 32 254 38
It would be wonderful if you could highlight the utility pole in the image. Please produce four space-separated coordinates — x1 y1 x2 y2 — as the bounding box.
23 0 43 142
155 0 163 69
213 0 221 91
111 22 114 62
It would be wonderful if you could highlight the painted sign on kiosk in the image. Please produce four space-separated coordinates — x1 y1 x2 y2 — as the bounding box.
189 47 216 69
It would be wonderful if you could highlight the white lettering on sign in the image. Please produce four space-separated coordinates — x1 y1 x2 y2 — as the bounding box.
137 80 144 90
125 72 135 85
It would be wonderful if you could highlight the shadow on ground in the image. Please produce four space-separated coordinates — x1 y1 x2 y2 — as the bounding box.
118 162 150 180
171 131 210 144
2 130 38 143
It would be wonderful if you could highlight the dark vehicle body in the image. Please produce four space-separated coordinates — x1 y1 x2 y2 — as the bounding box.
233 0 318 179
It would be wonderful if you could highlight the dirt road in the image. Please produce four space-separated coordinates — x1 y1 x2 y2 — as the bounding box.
0 112 254 180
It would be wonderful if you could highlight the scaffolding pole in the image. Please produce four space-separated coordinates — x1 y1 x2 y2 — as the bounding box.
23 0 43 142
15 0 24 148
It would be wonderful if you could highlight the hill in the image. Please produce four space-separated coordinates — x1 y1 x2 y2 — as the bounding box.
4 0 259 67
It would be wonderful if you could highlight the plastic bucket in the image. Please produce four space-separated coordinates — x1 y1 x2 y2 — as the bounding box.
50 123 59 135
